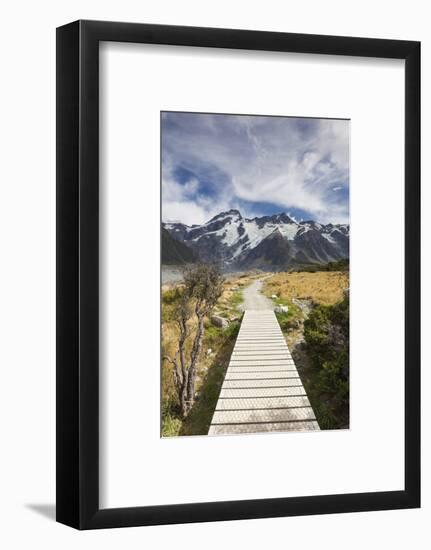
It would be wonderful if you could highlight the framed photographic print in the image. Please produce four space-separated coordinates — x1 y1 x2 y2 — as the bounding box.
160 111 350 436
56 20 420 529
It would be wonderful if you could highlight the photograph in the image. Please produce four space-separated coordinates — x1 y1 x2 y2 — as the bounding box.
161 111 350 437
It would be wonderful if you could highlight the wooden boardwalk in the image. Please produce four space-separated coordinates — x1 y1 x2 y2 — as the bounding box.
209 310 319 435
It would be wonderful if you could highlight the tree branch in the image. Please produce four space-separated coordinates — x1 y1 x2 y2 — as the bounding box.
162 352 183 389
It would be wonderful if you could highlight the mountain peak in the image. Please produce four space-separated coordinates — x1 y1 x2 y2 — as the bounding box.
207 209 242 223
251 212 296 228
275 212 295 224
223 208 241 216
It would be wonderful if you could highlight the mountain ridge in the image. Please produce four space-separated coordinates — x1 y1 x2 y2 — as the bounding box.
163 210 349 269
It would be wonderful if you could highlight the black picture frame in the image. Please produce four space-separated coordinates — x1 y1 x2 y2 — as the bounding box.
56 20 420 529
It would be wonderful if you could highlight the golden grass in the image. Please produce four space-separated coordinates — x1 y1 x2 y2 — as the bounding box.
264 271 349 306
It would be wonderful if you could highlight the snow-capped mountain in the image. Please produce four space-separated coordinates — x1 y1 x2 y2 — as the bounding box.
163 209 349 269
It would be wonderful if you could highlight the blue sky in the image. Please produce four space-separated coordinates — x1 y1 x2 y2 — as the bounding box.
161 112 349 225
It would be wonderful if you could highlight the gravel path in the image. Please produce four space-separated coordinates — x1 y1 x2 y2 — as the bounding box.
240 280 274 311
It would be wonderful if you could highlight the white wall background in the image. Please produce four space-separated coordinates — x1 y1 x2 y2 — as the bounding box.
0 1 428 548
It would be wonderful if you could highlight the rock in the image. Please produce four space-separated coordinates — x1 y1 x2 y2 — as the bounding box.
292 297 313 317
206 348 212 355
271 294 278 299
290 319 302 329
275 305 289 314
211 315 229 328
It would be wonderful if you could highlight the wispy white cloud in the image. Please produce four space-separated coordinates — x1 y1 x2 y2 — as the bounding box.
162 113 349 225
162 173 232 225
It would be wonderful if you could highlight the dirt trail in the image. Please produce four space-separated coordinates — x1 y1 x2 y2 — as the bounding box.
239 280 274 311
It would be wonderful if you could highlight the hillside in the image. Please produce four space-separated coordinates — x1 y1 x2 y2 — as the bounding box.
161 227 197 265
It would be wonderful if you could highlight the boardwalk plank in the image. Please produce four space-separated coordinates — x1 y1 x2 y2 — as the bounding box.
222 378 304 388
229 359 295 366
219 387 307 398
225 372 300 380
231 353 293 363
227 366 297 373
234 345 289 350
238 332 283 336
209 310 319 434
215 396 312 410
208 421 319 435
233 351 293 356
211 407 316 424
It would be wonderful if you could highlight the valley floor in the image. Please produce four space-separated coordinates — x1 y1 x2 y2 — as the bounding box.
161 265 184 284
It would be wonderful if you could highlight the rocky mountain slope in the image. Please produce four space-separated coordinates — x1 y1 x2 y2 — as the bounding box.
161 227 197 265
163 209 349 269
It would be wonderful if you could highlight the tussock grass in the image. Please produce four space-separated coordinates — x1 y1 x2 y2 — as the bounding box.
229 290 243 313
264 271 349 306
211 273 257 318
161 408 183 437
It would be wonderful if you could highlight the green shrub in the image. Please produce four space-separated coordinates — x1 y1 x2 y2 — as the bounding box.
162 286 183 304
304 296 349 428
162 287 184 321
325 258 349 272
223 321 241 340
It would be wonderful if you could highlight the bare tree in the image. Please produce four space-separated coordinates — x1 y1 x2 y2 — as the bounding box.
163 264 224 417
